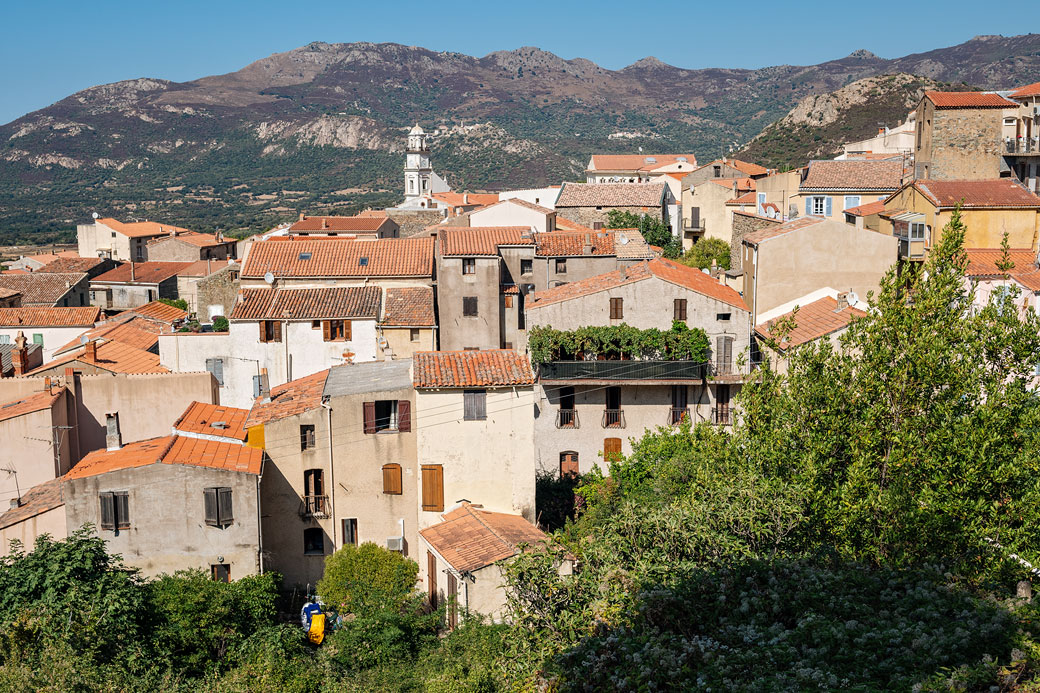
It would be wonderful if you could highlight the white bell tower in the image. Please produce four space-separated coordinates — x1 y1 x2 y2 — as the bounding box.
404 124 432 200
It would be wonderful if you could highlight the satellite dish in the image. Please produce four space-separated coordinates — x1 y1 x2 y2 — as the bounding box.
264 271 275 285
80 335 89 345
91 212 99 220
846 291 859 306
618 235 630 245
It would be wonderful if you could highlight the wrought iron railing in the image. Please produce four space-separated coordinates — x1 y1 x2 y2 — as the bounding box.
556 409 579 429
301 495 330 518
1004 137 1040 154
538 360 709 381
711 408 731 426
668 407 689 425
602 409 626 429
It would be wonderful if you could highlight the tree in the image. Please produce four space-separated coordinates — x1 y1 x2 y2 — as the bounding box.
605 209 681 258
158 298 188 311
317 542 419 617
681 237 731 270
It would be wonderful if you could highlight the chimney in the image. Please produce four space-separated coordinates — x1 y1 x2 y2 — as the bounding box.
321 218 328 230
105 412 122 451
256 368 271 403
9 497 21 509
130 263 135 282
215 230 223 242
299 212 306 221
11 331 28 376
463 193 469 205
84 340 98 362
583 233 593 255
836 292 849 311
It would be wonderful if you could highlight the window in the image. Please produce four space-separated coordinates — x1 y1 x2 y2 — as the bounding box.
716 336 734 374
203 487 234 528
520 259 532 275
463 296 478 317
211 564 231 582
322 319 351 342
555 258 567 274
303 528 325 555
716 313 731 321
382 464 403 494
558 386 576 428
0 336 8 344
604 438 622 462
462 258 476 275
812 196 827 216
298 252 312 261
421 465 444 512
560 451 579 478
713 165 721 178
604 387 622 427
463 390 487 421
312 320 321 329
300 424 316 450
670 385 689 424
364 400 410 433
259 320 281 343
410 328 420 342
205 358 224 386
303 469 325 516
342 518 358 547
843 195 861 210
674 299 688 321
910 222 927 241
99 491 130 531
609 297 623 320
32 333 43 346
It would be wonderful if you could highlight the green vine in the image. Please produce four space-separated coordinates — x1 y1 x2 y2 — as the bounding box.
528 321 709 364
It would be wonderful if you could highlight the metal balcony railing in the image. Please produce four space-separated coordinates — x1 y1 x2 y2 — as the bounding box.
538 360 708 381
711 408 732 426
682 218 705 233
602 409 626 429
668 407 689 425
1003 137 1040 155
301 495 330 518
556 409 579 429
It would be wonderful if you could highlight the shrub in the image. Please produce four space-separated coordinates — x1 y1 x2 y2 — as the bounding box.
158 298 189 311
328 595 439 671
681 237 731 270
317 542 419 617
211 316 229 332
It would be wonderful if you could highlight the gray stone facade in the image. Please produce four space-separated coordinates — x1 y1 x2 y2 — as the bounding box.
730 212 781 270
196 264 241 320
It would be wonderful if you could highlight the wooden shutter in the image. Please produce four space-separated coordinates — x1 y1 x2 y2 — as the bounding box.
447 572 458 629
504 295 513 308
272 321 282 343
115 492 130 530
674 299 688 321
204 488 218 527
604 438 622 462
560 451 579 478
427 551 439 608
363 402 377 434
382 464 402 495
422 465 444 511
99 493 115 530
259 322 267 343
212 358 223 386
610 297 623 319
397 400 411 432
464 390 486 420
345 320 352 341
322 320 331 342
218 488 233 525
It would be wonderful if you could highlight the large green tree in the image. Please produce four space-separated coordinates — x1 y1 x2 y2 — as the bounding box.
605 209 681 258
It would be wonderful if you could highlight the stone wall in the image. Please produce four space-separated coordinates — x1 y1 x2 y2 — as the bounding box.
556 205 667 230
196 264 240 320
386 210 446 238
731 212 781 269
927 109 1003 180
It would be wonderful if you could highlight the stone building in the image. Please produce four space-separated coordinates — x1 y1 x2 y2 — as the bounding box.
196 262 241 320
554 182 672 229
914 91 1019 180
146 230 237 262
89 262 191 310
0 273 90 308
77 218 193 262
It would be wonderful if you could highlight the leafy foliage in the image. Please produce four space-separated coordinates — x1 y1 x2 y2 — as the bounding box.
211 316 229 332
605 209 681 258
158 298 189 312
317 542 419 618
527 321 709 364
681 236 731 270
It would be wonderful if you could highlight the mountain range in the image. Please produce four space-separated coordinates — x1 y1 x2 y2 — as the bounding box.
2 33 1040 243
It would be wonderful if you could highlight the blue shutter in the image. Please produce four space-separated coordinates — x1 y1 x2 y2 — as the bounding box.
805 198 812 216
825 197 833 216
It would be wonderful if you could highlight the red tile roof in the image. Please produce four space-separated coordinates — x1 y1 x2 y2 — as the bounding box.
965 248 1038 277
742 215 826 246
0 273 87 306
230 286 381 321
241 237 434 278
554 217 598 233
147 232 231 248
925 91 1018 109
289 215 394 233
0 388 64 423
696 158 770 177
527 257 747 311
1011 82 1040 99
64 434 262 480
383 287 436 327
245 369 329 427
177 259 235 278
432 192 500 208
800 160 903 191
556 182 667 208
127 300 189 323
91 262 193 284
726 191 758 205
53 316 169 356
0 478 63 531
532 229 652 259
26 340 168 375
97 218 194 239
0 306 100 327
413 349 534 388
420 503 549 573
910 179 1040 208
756 296 867 349
588 154 697 173
492 198 554 215
173 401 250 442
843 200 887 216
438 227 533 256
35 257 108 274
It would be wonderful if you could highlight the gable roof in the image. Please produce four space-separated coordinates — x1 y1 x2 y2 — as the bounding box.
289 215 394 233
413 349 534 388
0 306 100 327
526 257 747 311
35 257 109 275
696 158 770 177
533 229 652 259
726 191 758 205
925 91 1018 109
420 503 548 573
588 154 697 173
843 200 887 216
245 369 329 427
1010 81 1040 99
909 179 1040 208
177 259 235 278
97 218 194 239
741 215 827 246
127 300 189 323
0 342 42 375
800 160 903 191
383 287 436 327
53 316 169 356
64 434 262 480
755 296 867 350
91 262 193 284
964 248 1038 277
438 227 533 256
147 231 231 248
431 192 500 208
173 401 250 442
229 286 381 321
0 478 64 531
26 340 167 375
555 182 666 208
241 237 434 278
0 273 87 306
0 388 64 424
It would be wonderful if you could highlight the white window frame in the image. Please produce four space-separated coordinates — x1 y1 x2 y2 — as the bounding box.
909 222 927 241
843 195 861 210
812 196 826 215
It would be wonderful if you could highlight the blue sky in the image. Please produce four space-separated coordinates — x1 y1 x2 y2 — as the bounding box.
0 0 1031 125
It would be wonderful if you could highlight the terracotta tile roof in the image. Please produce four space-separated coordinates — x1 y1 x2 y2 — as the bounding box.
241 237 434 278
97 218 194 239
173 401 250 442
588 154 697 173
413 349 534 388
756 296 867 349
696 158 770 177
742 215 826 246
532 229 652 259
1 269 28 275
53 316 168 356
178 259 236 278
383 287 435 327
229 286 381 321
527 257 747 311
0 306 100 327
910 179 1040 208
800 160 903 191
554 217 598 233
0 273 87 306
19 251 78 266
64 434 261 480
421 503 548 573
27 340 168 375
289 215 393 233
556 182 666 208
843 200 887 216
245 369 329 427
502 284 520 295
91 262 193 284
36 257 108 274
357 209 389 218
0 388 63 423
0 343 41 375
0 478 64 531
727 191 758 205
709 177 756 191
0 288 19 300
127 300 189 323
439 227 534 256
925 91 1018 109
963 249 1040 290
494 198 554 214
432 192 500 208
1011 82 1040 99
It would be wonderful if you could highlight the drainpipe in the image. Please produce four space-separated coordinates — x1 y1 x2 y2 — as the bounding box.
256 468 265 574
321 397 337 548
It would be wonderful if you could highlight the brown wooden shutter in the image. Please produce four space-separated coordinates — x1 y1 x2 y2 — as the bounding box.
345 320 352 341
217 487 233 525
259 322 267 343
674 299 687 320
204 488 218 527
504 295 513 308
560 451 579 477
397 400 411 432
363 402 377 434
422 465 444 511
447 571 458 629
99 493 115 530
610 297 623 319
115 492 130 530
272 320 282 343
604 438 622 462
322 320 331 342
427 551 439 608
382 464 402 495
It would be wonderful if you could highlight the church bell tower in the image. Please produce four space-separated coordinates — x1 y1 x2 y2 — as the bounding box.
404 124 432 200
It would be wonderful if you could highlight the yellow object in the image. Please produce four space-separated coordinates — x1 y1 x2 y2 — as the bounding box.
307 613 325 645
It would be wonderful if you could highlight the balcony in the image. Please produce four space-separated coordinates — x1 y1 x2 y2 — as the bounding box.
711 408 732 426
668 407 689 425
300 495 330 519
682 218 705 235
898 237 927 260
602 409 626 429
1003 137 1040 155
538 360 709 382
556 409 580 429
